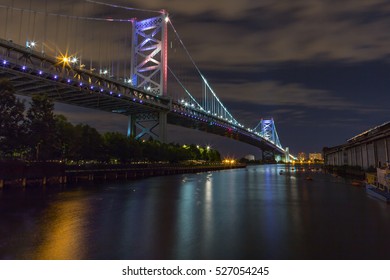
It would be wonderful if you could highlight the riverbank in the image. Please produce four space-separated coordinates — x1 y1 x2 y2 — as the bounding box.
323 164 366 180
0 161 246 188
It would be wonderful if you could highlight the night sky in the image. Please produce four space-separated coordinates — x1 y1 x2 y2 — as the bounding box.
3 0 390 158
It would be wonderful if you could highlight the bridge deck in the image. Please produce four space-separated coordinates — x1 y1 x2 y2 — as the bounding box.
0 39 286 154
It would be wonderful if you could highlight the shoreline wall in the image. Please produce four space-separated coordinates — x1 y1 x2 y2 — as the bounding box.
0 162 246 188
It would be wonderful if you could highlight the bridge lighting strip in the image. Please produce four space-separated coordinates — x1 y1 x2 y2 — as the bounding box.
0 55 169 110
174 105 246 134
1 54 285 154
170 108 285 153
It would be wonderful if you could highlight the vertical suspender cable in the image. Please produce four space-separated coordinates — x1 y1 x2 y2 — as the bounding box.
205 85 208 112
4 6 9 39
71 3 76 55
124 24 128 80
76 16 80 66
18 9 23 45
115 25 119 78
203 83 205 111
8 0 15 41
65 15 70 51
90 23 93 72
105 20 109 75
32 11 36 42
214 96 216 115
80 1 86 68
26 0 31 41
98 21 102 72
55 2 61 56
105 21 109 75
205 83 207 112
42 0 47 54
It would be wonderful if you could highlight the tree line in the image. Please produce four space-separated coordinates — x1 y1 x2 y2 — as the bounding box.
0 78 221 163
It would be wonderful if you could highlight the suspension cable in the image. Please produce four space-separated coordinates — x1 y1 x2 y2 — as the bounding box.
168 20 239 123
85 0 162 14
0 5 133 22
168 66 203 110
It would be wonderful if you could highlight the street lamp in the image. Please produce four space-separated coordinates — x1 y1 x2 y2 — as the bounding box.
26 40 37 49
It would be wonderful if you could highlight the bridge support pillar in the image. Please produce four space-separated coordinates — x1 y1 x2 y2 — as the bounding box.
127 111 168 143
262 150 276 163
127 115 136 138
158 111 167 143
285 147 290 163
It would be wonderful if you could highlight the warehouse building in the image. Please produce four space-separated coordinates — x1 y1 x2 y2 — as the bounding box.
323 122 390 169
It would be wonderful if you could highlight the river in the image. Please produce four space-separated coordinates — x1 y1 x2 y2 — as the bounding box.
1 164 389 260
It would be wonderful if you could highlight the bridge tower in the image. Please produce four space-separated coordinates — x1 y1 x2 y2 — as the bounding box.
128 12 169 142
259 118 281 147
285 147 290 163
253 118 283 162
130 12 168 96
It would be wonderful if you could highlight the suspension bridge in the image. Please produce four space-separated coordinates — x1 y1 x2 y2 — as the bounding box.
0 1 294 161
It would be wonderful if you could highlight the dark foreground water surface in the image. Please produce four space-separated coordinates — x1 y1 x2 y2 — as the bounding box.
1 164 390 260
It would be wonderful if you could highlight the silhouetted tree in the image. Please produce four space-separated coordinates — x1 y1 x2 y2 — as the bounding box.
26 94 56 160
104 132 134 163
188 144 201 160
142 140 161 161
1 83 224 163
73 124 105 161
54 114 78 160
0 78 26 158
128 137 143 161
208 149 221 162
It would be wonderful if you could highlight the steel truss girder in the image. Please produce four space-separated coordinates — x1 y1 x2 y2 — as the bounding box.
0 38 171 115
262 150 275 161
127 111 168 143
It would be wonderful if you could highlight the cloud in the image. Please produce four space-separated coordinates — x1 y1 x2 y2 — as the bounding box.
163 0 390 66
120 0 259 19
216 80 353 109
5 0 390 70
212 80 386 129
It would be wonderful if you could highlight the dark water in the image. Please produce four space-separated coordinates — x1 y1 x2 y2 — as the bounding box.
1 164 389 260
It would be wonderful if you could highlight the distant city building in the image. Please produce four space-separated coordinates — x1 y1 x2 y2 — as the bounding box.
244 154 255 161
309 153 323 161
298 152 306 161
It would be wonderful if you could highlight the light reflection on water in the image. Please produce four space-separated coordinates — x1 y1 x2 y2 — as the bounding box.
1 164 390 259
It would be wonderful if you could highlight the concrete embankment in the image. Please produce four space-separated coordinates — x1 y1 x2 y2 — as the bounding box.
323 164 366 180
0 161 246 188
